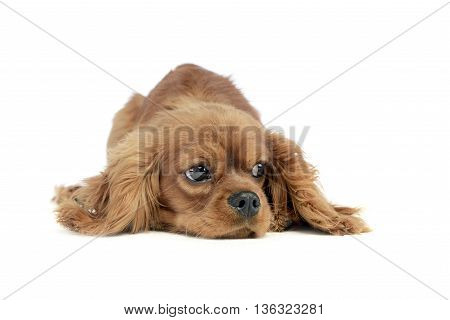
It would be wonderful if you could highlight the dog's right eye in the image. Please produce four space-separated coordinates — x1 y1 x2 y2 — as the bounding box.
185 165 212 183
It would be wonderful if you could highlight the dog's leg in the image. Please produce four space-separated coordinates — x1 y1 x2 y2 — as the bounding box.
53 176 109 235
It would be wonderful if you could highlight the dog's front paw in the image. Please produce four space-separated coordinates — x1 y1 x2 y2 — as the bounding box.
52 185 81 204
270 212 294 232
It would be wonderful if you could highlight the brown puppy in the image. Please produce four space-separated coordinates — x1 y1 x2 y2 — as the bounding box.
54 64 369 238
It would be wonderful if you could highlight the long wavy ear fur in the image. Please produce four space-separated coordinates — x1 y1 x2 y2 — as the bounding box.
266 131 369 235
54 130 162 235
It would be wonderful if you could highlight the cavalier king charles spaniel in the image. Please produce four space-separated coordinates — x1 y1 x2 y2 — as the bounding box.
54 64 368 238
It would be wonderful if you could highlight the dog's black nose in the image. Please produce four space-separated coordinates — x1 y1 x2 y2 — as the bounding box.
228 191 260 218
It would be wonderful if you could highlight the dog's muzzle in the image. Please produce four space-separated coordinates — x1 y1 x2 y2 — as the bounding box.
228 191 260 218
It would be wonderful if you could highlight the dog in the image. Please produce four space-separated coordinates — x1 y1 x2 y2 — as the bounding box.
54 64 369 238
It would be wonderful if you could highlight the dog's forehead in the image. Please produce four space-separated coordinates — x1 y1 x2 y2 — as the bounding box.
150 102 269 168
174 124 269 168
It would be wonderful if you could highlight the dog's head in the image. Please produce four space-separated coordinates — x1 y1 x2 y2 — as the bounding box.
148 102 273 238
58 99 367 237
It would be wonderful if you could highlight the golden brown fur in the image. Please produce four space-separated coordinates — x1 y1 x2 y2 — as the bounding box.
54 64 369 238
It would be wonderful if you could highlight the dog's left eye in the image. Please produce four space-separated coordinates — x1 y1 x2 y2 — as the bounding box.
252 163 265 178
185 165 212 183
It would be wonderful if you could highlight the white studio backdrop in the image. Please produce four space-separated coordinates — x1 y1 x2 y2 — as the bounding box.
0 0 449 319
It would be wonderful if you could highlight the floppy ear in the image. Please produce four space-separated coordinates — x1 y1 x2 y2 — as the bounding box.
54 130 162 235
266 131 369 235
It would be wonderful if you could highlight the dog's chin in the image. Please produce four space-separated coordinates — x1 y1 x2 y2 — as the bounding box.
214 224 267 239
211 215 271 239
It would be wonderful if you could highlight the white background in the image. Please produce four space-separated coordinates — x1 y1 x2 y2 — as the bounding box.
0 0 449 319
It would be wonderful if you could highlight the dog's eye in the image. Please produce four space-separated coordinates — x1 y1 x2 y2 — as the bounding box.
185 165 212 183
252 163 265 178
